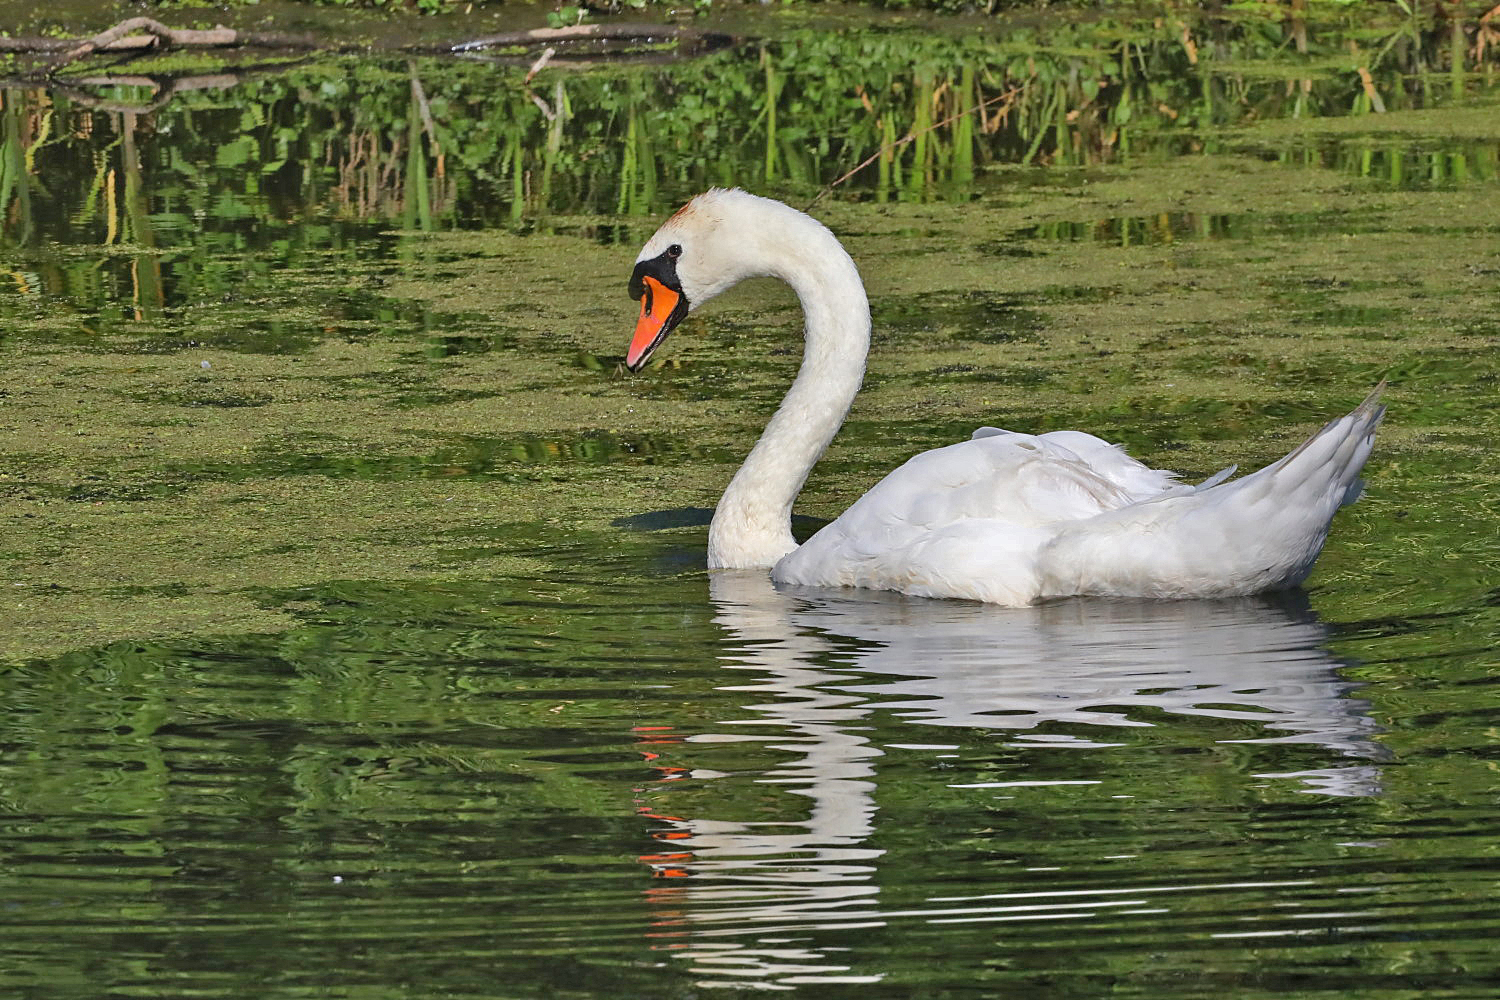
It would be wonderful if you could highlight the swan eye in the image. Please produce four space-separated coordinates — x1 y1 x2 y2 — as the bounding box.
666 244 683 259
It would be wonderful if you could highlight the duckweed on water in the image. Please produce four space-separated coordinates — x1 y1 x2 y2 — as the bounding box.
4 144 1497 656
1 11 1497 660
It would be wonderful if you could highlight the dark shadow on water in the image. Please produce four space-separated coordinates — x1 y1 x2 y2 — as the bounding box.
612 508 829 540
612 507 715 531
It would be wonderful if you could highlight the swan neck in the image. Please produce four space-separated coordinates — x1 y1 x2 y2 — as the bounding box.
709 241 870 569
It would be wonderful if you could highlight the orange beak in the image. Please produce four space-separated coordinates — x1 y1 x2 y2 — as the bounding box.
627 275 686 372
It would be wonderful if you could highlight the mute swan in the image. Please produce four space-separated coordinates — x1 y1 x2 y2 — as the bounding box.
625 188 1383 605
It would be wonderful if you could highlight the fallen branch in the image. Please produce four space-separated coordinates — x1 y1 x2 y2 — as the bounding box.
457 50 706 70
0 33 148 53
57 18 230 66
0 17 725 80
449 22 712 52
33 17 334 72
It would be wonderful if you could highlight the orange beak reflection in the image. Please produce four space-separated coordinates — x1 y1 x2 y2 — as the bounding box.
627 275 686 372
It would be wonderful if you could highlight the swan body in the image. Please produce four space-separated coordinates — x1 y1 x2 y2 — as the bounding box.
624 188 1383 606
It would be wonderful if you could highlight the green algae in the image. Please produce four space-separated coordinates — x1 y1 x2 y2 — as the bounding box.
1239 101 1500 142
6 140 1499 659
1 14 1498 661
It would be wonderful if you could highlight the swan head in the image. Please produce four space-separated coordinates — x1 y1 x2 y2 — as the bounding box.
626 188 813 371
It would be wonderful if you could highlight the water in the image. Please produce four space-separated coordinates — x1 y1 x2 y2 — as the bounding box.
2 8 1499 998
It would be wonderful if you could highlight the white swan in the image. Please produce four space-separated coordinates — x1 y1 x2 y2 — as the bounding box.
625 188 1383 605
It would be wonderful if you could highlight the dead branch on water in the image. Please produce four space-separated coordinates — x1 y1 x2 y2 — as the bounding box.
0 17 728 81
0 17 337 71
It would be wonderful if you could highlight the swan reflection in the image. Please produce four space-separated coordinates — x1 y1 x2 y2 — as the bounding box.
639 572 1385 989
773 578 1384 760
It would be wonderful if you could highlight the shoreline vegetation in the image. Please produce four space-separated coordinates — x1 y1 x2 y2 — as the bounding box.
2 2 1495 208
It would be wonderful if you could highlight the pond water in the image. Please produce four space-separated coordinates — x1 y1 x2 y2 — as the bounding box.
2 8 1499 998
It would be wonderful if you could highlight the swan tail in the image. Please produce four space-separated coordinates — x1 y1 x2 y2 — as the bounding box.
1040 385 1385 599
1240 381 1385 510
1203 384 1384 554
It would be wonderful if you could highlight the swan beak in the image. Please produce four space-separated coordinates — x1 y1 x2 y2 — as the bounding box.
627 275 688 372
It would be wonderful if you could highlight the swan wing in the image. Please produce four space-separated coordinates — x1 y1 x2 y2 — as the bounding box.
774 388 1383 605
1038 387 1386 599
774 430 1182 604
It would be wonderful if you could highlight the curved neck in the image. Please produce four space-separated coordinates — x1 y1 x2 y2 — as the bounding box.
708 240 870 569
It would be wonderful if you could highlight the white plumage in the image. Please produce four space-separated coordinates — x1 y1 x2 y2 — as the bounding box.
626 188 1383 606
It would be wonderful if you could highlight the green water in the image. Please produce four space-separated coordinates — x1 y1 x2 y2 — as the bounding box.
2 7 1499 998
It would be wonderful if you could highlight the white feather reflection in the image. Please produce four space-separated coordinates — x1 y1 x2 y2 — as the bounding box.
772 577 1386 769
640 572 1385 989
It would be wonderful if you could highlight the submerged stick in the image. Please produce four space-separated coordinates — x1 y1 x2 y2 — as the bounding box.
524 47 556 84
